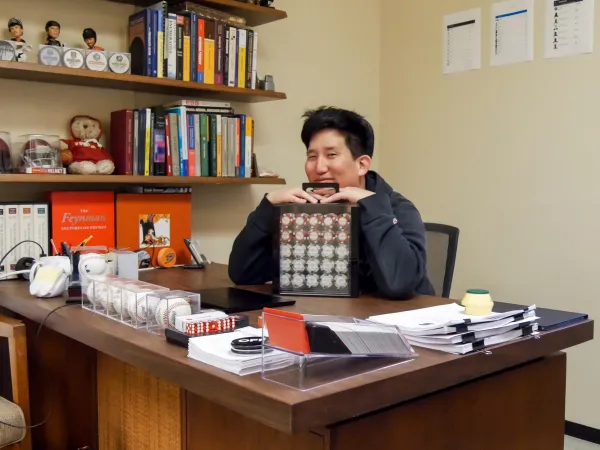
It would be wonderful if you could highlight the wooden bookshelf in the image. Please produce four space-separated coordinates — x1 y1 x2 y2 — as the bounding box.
108 0 288 26
0 61 286 102
0 174 286 185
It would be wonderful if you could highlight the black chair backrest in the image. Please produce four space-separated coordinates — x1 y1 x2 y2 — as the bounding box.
424 223 459 298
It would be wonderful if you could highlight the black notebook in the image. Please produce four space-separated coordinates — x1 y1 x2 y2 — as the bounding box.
492 302 588 331
192 287 296 314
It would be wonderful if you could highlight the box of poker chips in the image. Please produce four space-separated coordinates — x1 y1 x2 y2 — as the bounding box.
272 184 360 298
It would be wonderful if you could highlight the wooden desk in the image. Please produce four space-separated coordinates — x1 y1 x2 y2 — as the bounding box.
0 264 593 450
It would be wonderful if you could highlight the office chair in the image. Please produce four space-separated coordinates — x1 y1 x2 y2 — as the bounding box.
0 315 31 450
424 223 459 298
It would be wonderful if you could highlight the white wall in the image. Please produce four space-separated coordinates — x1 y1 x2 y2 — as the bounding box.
380 0 599 428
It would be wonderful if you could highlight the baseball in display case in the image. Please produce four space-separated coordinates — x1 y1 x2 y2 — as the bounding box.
273 183 360 298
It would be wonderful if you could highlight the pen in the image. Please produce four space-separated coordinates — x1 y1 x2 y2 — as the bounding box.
50 239 58 256
77 235 94 247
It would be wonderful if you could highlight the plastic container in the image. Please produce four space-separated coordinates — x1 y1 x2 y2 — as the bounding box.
461 289 494 316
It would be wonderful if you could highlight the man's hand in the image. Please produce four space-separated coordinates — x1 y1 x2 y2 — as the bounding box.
266 188 319 205
318 187 375 204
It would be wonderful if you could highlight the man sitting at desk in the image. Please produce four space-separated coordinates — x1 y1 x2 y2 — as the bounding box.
228 106 434 299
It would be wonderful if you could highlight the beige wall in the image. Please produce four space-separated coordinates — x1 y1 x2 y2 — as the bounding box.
0 0 381 266
380 0 599 428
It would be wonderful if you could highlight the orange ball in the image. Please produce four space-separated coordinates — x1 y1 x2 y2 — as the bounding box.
60 149 73 166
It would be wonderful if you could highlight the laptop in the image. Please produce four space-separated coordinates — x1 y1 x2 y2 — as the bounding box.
492 301 588 331
192 287 296 314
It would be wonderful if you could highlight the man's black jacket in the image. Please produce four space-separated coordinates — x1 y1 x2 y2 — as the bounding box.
228 171 435 299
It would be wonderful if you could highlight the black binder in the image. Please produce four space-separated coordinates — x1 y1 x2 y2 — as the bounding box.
492 302 588 331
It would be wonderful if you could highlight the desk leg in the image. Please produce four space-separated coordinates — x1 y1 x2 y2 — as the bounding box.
329 353 567 450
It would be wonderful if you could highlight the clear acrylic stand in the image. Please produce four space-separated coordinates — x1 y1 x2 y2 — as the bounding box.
260 310 418 391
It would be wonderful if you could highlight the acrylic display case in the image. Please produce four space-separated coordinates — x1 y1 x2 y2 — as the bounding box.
145 290 201 335
273 183 360 298
82 275 170 329
260 308 418 390
0 131 12 173
14 134 63 173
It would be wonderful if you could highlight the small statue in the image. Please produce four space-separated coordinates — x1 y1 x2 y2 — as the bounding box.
8 18 25 43
45 20 62 46
82 28 104 51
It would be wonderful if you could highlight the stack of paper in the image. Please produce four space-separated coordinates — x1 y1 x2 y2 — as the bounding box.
367 303 539 354
187 327 294 376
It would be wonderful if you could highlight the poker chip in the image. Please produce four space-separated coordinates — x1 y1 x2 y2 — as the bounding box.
308 214 323 227
294 230 306 241
323 231 334 242
281 259 291 272
338 214 350 228
338 231 349 243
281 230 291 242
280 273 291 287
292 273 305 288
320 259 334 273
293 259 305 272
323 214 337 228
335 260 348 274
334 275 348 289
308 230 320 242
307 245 320 258
293 244 306 258
295 213 308 227
281 214 294 227
320 274 333 288
321 244 334 259
307 259 320 273
280 244 292 258
306 274 319 287
336 245 349 259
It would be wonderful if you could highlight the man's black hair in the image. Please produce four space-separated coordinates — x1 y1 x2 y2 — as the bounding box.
301 106 374 159
83 28 97 40
45 20 60 31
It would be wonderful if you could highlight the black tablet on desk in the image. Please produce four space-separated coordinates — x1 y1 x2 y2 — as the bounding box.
493 302 588 331
194 287 296 314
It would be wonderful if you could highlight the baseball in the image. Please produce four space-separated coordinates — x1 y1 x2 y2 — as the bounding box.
93 282 108 308
110 286 130 319
125 289 155 324
155 297 192 329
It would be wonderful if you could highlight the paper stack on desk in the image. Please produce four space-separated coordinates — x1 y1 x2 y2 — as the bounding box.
367 303 539 354
187 327 294 376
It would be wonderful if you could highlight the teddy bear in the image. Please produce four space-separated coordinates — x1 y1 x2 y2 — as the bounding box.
60 115 115 175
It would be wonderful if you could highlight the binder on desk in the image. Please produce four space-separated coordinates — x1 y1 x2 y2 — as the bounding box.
491 302 588 331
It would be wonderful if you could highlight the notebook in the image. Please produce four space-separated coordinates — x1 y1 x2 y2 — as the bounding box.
491 302 588 331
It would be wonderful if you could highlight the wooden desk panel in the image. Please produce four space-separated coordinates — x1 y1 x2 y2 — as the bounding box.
0 264 594 435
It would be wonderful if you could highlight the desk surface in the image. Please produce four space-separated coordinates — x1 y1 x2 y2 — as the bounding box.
0 264 593 434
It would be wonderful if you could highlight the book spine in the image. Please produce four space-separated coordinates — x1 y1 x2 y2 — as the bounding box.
216 115 222 177
183 16 190 82
154 110 166 176
251 31 258 89
215 21 225 85
0 204 5 274
190 13 198 82
246 30 253 89
236 115 246 177
167 13 177 79
33 203 49 256
165 115 173 176
149 109 155 176
133 110 139 175
228 27 237 87
147 10 154 77
197 18 205 83
6 206 18 273
151 9 159 77
237 29 246 89
187 114 196 176
209 115 217 176
177 107 188 176
204 19 216 84
18 205 33 260
200 114 209 177
176 15 184 81
144 108 151 176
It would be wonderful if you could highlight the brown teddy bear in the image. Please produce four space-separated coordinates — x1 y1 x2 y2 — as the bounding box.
61 115 115 175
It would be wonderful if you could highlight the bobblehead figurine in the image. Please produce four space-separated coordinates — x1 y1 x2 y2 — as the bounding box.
8 18 25 42
45 20 62 46
83 28 104 51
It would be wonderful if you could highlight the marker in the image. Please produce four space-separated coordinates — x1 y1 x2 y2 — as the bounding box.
50 239 58 256
77 235 94 247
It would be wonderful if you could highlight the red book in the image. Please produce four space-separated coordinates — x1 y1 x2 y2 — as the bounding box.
110 109 133 175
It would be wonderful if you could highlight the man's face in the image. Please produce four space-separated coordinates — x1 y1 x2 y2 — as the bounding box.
48 26 60 38
85 37 96 48
10 25 23 39
304 129 370 188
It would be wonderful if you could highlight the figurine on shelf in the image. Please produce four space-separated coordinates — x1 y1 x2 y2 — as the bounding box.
8 18 25 43
82 28 104 51
44 20 62 46
60 115 115 175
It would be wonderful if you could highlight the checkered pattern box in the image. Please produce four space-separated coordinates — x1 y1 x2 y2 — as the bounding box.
145 290 201 335
273 201 360 298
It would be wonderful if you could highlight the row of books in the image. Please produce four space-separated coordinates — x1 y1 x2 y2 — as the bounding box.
110 100 254 178
129 1 258 88
0 203 49 275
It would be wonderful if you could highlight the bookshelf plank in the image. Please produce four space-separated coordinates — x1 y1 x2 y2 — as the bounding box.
0 61 286 102
0 174 286 185
108 0 288 26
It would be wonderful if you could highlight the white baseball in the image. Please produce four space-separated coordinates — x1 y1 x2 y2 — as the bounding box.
155 298 192 329
125 289 155 324
111 286 130 319
101 285 120 313
78 253 108 283
85 283 97 305
94 282 108 308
